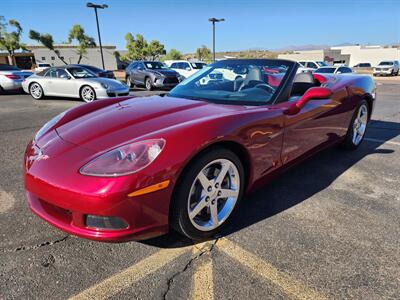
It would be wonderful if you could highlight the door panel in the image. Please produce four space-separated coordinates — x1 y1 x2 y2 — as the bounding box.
282 96 343 164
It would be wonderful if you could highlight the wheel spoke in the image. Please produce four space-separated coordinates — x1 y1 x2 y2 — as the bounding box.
210 203 218 227
189 196 208 220
197 171 211 191
215 162 230 185
219 188 239 199
352 128 358 144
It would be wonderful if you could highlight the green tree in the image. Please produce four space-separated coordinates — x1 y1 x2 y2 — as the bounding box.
0 18 26 65
196 45 211 61
124 33 148 61
67 24 96 64
162 48 183 61
29 30 68 64
146 40 166 60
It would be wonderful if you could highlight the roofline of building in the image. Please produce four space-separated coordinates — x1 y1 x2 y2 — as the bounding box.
26 44 116 49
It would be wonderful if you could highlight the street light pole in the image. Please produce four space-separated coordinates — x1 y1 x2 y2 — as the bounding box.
208 18 225 62
87 2 108 69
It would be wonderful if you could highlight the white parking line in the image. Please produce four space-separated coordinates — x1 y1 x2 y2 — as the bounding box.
364 137 400 146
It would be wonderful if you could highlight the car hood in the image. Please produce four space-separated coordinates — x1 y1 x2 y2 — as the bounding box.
149 69 179 77
78 77 126 88
56 96 246 152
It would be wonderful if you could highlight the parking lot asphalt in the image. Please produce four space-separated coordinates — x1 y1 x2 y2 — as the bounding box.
0 80 399 299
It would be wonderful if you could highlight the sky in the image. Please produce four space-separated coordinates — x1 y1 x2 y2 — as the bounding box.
2 0 400 53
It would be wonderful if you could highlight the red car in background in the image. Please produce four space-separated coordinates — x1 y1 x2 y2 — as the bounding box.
24 59 375 241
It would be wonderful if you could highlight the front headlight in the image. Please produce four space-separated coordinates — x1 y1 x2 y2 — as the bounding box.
80 139 165 177
100 83 109 89
35 111 66 141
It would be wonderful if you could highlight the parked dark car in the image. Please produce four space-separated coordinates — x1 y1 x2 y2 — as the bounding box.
353 63 371 68
68 64 115 79
125 61 183 90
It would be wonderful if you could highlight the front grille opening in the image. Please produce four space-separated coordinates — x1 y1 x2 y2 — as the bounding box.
85 215 128 230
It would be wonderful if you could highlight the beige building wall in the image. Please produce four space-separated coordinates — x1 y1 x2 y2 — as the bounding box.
333 46 400 66
278 50 324 61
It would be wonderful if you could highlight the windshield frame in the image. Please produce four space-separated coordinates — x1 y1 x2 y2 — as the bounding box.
168 59 296 106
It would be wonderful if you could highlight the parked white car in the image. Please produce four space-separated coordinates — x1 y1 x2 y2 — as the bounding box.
298 60 329 70
164 60 207 79
315 66 353 74
0 64 33 93
34 63 52 73
373 61 399 76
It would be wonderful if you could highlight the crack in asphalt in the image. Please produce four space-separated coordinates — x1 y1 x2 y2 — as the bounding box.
1 235 69 253
162 237 220 300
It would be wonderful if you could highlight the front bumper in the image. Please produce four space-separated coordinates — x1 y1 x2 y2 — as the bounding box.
152 77 180 89
96 86 130 99
373 69 394 75
24 135 171 242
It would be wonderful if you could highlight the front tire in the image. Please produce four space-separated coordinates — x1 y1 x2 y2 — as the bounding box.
170 148 245 240
80 85 96 103
145 77 153 91
341 100 369 150
126 76 134 88
29 82 44 100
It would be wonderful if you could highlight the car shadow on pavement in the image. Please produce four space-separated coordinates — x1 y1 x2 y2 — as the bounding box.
142 119 399 248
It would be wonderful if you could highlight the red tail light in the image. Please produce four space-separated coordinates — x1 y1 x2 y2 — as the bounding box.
4 74 21 80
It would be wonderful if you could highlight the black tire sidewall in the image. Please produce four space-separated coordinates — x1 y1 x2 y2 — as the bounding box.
170 147 245 240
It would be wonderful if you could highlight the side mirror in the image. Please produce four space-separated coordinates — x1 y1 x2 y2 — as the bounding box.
285 87 332 115
186 67 191 71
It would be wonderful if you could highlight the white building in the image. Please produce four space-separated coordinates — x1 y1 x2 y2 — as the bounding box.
26 44 118 70
278 45 400 67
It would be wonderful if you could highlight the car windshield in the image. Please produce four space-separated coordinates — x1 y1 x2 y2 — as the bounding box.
315 67 336 73
378 62 393 66
168 60 293 105
67 67 96 78
317 61 328 67
191 62 207 69
0 64 20 71
144 62 168 70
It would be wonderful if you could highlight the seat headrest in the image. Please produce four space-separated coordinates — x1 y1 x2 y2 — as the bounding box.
294 72 315 84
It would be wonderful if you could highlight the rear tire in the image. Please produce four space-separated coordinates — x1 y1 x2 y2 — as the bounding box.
29 82 44 100
0 85 4 94
170 147 245 240
341 100 369 150
80 85 96 103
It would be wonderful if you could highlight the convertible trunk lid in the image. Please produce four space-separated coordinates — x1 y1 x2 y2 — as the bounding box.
56 96 245 152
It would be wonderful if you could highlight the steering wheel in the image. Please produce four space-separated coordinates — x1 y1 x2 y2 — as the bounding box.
254 83 275 94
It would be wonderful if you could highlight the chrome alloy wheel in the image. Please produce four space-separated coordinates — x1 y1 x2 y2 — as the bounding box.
30 83 42 99
81 86 95 102
352 103 368 145
187 159 240 231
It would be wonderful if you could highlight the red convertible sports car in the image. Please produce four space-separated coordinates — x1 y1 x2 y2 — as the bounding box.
24 59 375 241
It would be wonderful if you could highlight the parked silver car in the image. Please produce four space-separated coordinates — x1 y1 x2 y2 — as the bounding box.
0 64 33 93
22 66 129 102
